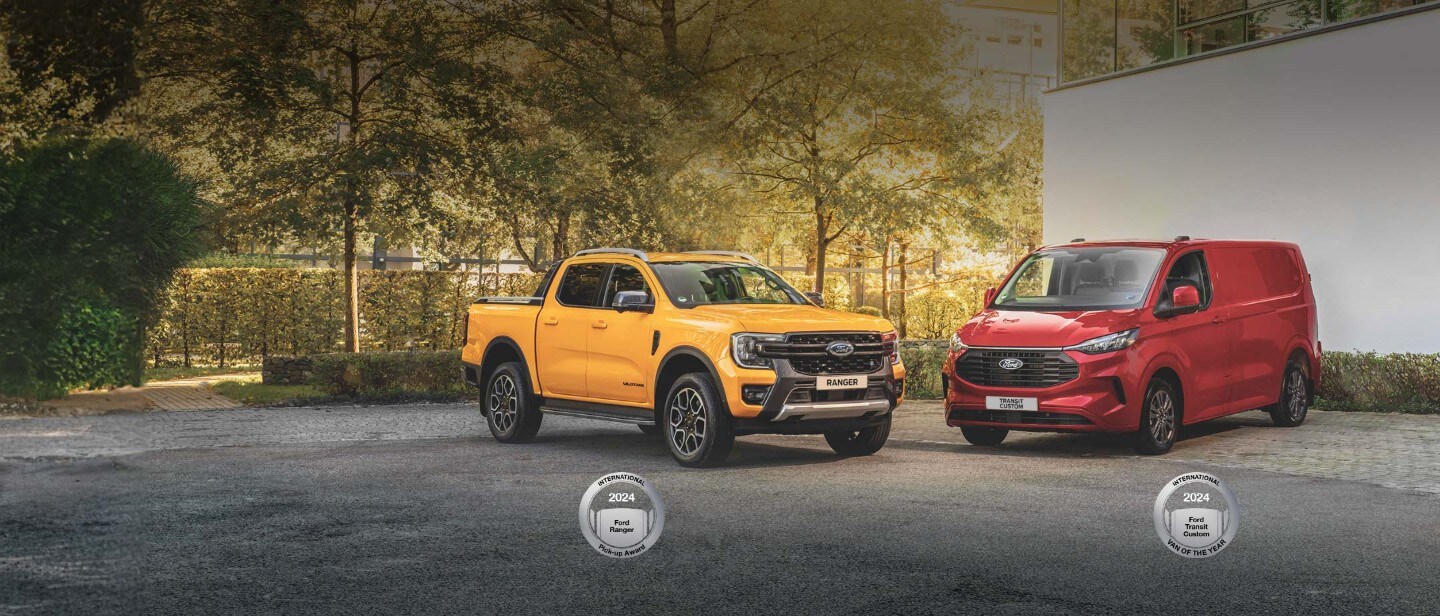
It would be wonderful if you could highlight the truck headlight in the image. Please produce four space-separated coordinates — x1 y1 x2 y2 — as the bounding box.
882 330 900 365
949 332 968 353
1065 328 1139 355
731 333 784 369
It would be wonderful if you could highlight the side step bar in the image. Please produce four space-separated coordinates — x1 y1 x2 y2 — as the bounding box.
539 405 656 426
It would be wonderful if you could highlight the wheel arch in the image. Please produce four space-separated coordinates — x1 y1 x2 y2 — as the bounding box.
1143 360 1186 425
481 336 534 397
653 346 724 423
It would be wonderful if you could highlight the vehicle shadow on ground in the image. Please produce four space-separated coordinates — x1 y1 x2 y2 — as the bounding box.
519 430 850 469
892 412 1278 460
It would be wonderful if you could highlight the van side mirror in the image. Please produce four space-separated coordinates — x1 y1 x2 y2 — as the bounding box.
804 291 825 307
983 287 997 307
1156 284 1202 318
612 291 654 313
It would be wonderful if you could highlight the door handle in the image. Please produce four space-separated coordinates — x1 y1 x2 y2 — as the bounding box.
543 317 559 326
592 321 608 330
1212 316 1226 325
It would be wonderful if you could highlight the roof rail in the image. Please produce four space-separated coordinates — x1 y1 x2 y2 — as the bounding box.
685 250 761 264
573 248 649 262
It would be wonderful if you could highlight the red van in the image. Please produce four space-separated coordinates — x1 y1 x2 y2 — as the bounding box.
942 238 1319 454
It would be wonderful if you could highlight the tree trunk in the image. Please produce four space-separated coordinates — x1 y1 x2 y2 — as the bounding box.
813 203 829 293
879 236 891 319
896 241 909 338
343 197 361 353
659 0 679 63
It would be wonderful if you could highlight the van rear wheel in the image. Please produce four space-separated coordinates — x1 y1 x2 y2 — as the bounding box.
1268 360 1310 427
961 426 1008 446
1135 378 1178 455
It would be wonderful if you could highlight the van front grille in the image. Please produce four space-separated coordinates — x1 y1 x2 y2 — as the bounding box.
954 349 1078 388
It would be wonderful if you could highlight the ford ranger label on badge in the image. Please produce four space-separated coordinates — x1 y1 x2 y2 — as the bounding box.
461 248 906 467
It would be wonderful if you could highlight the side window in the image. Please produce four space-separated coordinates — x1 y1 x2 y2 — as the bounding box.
602 264 651 306
556 263 606 307
1162 251 1212 308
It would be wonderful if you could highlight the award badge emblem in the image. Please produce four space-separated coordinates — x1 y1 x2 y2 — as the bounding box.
1153 472 1239 558
579 472 665 558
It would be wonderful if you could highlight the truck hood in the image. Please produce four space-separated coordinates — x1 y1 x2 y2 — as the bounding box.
689 304 894 334
957 308 1141 348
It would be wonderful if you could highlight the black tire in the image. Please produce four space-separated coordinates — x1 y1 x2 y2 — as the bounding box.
1268 360 1310 427
824 414 892 456
1135 377 1179 455
484 362 543 443
961 426 1008 447
637 424 662 436
663 373 735 467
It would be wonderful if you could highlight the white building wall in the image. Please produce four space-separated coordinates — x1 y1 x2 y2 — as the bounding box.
1043 8 1440 353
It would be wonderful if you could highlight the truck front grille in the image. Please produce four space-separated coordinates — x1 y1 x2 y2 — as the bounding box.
757 332 889 376
954 349 1078 388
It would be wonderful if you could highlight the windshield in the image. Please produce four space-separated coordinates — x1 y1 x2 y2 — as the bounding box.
994 247 1165 310
651 262 807 306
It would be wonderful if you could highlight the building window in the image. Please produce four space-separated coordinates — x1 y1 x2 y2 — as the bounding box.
1061 0 1436 83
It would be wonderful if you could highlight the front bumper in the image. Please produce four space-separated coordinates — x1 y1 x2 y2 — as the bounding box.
736 357 901 430
942 346 1143 433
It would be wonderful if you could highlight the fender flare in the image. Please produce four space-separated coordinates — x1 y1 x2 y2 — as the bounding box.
653 346 724 408
480 336 538 396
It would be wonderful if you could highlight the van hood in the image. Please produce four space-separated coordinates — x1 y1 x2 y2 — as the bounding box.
689 304 893 334
957 309 1141 348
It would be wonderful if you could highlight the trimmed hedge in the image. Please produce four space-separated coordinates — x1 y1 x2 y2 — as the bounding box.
309 350 468 399
1318 351 1440 414
148 268 540 367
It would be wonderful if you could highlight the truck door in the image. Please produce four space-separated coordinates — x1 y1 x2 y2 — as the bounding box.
586 262 656 405
536 262 605 399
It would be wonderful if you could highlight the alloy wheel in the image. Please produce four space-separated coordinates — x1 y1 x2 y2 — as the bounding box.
1149 389 1175 444
488 374 518 433
668 387 707 457
1287 369 1308 421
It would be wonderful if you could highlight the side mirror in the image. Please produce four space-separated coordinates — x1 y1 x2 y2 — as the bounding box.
612 291 654 313
1172 285 1200 309
1157 284 1201 318
983 287 997 307
803 291 825 307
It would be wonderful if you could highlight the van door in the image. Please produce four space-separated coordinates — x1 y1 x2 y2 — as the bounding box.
1209 246 1306 410
536 262 606 399
1154 250 1237 422
586 263 656 405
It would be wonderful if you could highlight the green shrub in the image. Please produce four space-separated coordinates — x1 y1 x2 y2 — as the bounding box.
1318 351 1440 414
899 341 948 399
309 350 467 398
0 137 205 398
851 305 883 317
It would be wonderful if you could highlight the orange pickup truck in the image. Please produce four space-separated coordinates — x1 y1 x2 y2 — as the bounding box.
461 249 906 467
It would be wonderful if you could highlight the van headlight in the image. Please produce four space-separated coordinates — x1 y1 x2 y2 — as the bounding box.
1065 328 1139 355
949 332 968 353
731 333 784 369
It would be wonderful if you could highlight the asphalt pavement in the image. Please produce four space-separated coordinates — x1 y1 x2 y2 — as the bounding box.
2 402 1438 615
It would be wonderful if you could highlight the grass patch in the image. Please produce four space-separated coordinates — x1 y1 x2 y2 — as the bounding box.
212 380 326 407
146 365 258 382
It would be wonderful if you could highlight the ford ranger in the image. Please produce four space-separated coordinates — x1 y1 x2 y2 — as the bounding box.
461 248 906 467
